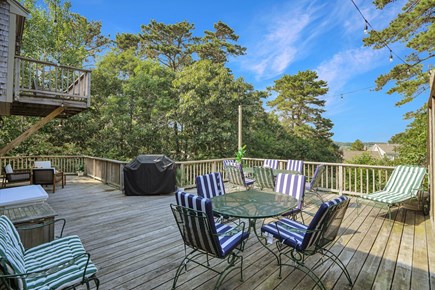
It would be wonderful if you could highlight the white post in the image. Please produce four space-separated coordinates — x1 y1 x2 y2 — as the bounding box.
238 105 242 149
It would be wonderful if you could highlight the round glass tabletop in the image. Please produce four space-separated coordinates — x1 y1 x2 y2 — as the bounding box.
212 190 298 219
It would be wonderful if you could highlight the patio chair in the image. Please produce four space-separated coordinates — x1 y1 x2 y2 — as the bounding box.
0 215 99 290
224 163 254 190
2 164 31 188
358 165 427 220
196 172 226 198
171 191 249 289
261 195 352 290
263 159 279 169
32 161 64 193
305 164 326 202
223 159 237 168
286 159 304 174
253 166 275 190
275 173 306 221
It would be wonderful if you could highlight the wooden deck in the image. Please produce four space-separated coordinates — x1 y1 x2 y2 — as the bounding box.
45 176 435 290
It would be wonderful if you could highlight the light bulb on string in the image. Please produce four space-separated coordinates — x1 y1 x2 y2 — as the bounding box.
389 49 393 62
364 21 368 34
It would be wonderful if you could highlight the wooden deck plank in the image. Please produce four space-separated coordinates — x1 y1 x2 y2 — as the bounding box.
391 210 415 290
372 208 405 289
37 176 434 290
425 217 435 289
411 212 430 290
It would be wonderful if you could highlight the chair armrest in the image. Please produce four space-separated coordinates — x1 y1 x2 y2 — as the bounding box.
16 219 66 238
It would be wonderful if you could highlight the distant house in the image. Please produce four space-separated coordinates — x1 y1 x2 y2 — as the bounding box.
342 150 380 162
368 144 399 160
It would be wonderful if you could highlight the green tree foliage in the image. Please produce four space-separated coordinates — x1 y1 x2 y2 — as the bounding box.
173 60 260 159
193 21 246 63
22 0 109 66
267 70 332 139
363 0 433 163
350 139 365 151
389 107 427 165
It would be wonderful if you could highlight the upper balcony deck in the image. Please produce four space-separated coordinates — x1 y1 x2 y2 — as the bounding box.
9 56 91 118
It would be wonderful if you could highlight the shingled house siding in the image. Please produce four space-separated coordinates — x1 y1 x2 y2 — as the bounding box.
0 1 9 99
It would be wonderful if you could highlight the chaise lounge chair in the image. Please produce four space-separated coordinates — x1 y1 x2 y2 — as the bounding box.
358 165 427 219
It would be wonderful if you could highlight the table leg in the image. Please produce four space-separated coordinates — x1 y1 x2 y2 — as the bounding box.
249 218 279 265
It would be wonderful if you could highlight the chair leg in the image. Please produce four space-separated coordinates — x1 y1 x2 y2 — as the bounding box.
322 248 353 286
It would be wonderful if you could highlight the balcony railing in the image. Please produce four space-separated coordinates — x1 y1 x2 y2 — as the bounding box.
14 56 91 108
0 155 397 196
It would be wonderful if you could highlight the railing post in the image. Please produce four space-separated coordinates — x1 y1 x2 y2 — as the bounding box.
120 163 124 192
14 58 20 100
338 164 343 196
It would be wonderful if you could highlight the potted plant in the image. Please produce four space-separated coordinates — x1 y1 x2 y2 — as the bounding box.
235 145 246 165
76 164 85 176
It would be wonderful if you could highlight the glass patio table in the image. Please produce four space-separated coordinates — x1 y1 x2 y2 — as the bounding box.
212 189 298 262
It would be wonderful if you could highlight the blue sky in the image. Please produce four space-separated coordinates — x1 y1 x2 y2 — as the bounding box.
69 0 427 142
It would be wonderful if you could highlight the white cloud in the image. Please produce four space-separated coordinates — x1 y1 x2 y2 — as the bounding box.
316 47 385 115
241 3 321 80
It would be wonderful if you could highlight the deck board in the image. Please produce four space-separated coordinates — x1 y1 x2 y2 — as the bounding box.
41 176 434 290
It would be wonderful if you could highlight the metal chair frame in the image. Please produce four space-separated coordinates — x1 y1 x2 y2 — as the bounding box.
263 197 352 290
171 204 247 289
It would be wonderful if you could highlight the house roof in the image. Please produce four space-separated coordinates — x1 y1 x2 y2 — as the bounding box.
372 143 399 154
342 150 380 161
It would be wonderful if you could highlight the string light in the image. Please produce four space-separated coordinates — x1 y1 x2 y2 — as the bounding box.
350 0 408 65
363 20 368 35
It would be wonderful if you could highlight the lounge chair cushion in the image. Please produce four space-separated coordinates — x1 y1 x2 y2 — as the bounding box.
361 165 426 205
34 161 52 169
360 190 413 206
4 164 13 174
24 235 98 290
0 215 97 290
0 216 26 272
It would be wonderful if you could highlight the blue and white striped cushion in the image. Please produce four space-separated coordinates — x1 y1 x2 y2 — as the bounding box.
223 160 237 168
24 235 97 290
216 223 249 256
261 218 307 250
286 160 304 173
302 195 348 250
175 191 220 256
196 172 226 198
263 159 279 169
275 173 306 210
262 195 349 251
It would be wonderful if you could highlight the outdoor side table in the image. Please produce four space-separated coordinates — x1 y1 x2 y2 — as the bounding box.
0 202 57 249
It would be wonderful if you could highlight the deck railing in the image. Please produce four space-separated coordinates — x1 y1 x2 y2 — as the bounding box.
0 155 84 174
0 155 396 196
14 56 91 107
